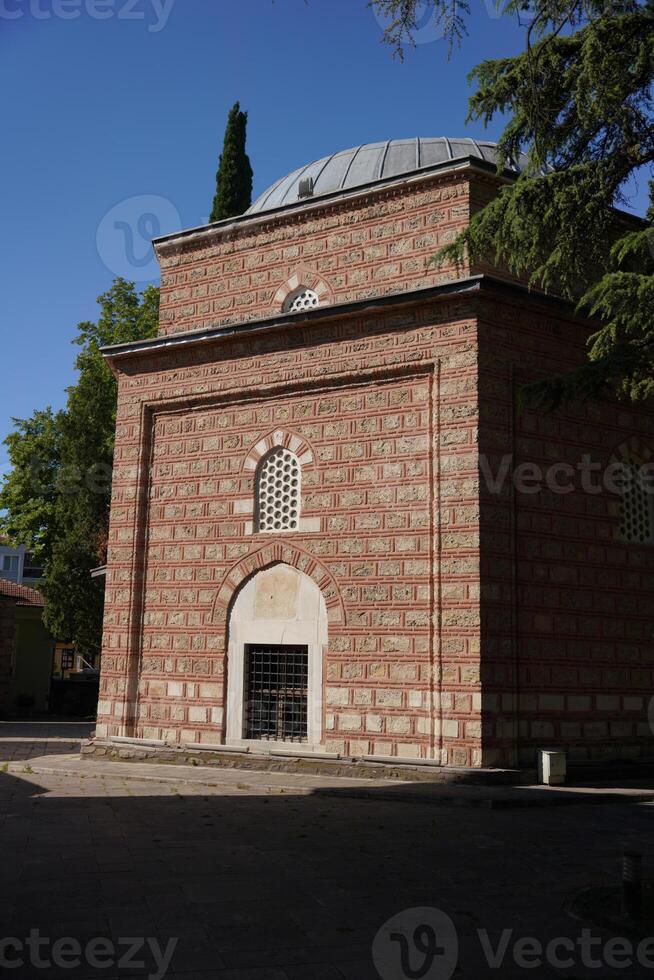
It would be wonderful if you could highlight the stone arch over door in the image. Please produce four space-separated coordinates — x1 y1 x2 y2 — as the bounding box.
225 562 328 748
211 541 346 627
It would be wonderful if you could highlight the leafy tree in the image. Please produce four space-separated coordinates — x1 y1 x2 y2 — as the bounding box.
210 101 254 222
372 0 654 406
41 279 159 654
0 278 159 654
0 408 64 565
372 0 470 56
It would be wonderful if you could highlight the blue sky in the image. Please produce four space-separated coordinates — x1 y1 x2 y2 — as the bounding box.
0 0 650 478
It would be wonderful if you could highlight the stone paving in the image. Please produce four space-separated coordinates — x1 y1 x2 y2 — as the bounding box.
1 725 654 978
0 720 94 762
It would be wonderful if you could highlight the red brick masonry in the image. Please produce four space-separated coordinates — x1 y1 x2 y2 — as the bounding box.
97 161 654 768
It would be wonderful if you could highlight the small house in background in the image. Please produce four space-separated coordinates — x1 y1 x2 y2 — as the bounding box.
51 642 77 679
0 579 100 718
0 579 52 715
0 539 44 586
50 640 100 717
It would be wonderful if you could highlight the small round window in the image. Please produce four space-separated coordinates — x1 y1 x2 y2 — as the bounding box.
284 287 319 314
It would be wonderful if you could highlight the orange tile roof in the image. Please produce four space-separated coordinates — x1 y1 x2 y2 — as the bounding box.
0 578 44 607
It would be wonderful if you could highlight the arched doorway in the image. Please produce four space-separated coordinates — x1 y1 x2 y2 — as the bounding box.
225 563 327 748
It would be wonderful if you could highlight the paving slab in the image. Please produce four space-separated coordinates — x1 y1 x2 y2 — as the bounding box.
14 752 654 808
0 720 94 762
2 735 654 977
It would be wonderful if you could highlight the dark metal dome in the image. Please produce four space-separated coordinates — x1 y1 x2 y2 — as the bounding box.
247 137 522 214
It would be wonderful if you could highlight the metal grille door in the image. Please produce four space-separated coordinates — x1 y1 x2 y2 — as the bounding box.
244 644 308 741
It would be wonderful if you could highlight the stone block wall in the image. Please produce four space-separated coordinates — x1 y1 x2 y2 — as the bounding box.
97 294 484 765
97 158 653 770
155 170 472 338
477 294 654 767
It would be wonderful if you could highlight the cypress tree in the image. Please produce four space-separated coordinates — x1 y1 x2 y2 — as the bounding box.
210 102 254 223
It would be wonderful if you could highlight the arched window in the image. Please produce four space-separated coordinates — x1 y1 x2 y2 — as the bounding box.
616 454 653 544
283 287 319 314
256 447 301 532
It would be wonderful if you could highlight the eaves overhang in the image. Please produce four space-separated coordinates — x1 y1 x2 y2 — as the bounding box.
101 276 484 369
101 275 586 372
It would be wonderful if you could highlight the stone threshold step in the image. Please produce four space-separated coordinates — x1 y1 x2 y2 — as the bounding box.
82 737 533 786
21 755 654 810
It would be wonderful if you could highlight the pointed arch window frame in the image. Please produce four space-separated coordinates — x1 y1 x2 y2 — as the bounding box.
272 269 333 314
235 430 321 536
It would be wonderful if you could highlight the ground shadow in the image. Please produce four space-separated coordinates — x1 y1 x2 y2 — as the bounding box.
0 720 94 763
0 766 652 979
318 777 654 808
0 721 95 739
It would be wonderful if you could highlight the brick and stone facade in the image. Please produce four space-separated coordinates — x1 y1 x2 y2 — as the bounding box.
97 145 653 768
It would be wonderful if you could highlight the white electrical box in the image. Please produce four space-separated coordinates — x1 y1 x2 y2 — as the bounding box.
538 749 566 785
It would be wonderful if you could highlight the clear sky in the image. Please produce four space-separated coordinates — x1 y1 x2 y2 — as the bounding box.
0 0 649 478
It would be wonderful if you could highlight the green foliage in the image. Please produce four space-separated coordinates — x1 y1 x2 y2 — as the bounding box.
210 102 254 222
374 0 654 406
0 408 64 564
42 512 107 656
0 279 159 654
370 0 470 55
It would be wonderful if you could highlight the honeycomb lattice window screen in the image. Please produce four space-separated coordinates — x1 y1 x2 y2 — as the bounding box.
257 448 301 532
617 456 654 544
284 287 319 314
